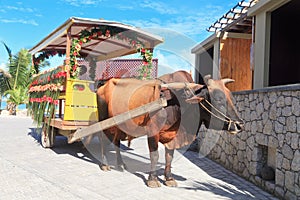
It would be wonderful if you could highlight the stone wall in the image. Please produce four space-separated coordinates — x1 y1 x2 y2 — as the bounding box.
198 84 300 200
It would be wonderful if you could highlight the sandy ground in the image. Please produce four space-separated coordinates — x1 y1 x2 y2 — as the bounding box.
0 109 29 117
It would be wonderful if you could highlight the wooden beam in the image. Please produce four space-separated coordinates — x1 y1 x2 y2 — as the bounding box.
68 97 167 143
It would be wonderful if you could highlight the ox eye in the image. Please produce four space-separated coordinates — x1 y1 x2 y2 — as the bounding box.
183 89 193 98
212 90 225 102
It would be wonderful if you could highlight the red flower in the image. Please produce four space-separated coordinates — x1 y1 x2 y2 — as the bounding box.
47 97 52 103
131 40 136 46
105 30 110 37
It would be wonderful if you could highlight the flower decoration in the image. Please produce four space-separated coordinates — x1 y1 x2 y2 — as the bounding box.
28 66 66 127
68 26 153 79
137 48 153 80
28 26 156 127
34 26 154 80
33 50 65 69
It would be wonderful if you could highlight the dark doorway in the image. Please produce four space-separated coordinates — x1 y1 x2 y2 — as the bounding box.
196 46 214 84
269 0 300 86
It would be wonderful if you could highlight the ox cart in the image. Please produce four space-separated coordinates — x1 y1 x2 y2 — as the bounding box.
28 17 165 148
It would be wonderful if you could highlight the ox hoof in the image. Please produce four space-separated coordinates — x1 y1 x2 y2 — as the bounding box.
99 164 111 171
116 164 127 172
164 178 178 187
147 180 161 188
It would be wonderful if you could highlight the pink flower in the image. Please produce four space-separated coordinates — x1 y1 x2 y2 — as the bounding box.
105 30 111 37
75 44 81 51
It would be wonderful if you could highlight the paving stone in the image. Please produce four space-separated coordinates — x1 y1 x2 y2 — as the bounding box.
0 116 278 200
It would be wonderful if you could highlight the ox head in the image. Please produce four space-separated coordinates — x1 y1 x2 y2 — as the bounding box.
185 75 244 134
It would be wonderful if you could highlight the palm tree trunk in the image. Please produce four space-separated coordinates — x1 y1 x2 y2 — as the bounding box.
0 95 2 115
7 101 16 115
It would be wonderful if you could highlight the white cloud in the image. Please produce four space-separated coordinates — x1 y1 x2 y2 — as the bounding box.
5 5 34 12
112 0 177 14
120 1 227 41
0 62 7 70
115 5 134 11
140 0 178 14
0 18 38 26
122 10 220 41
155 50 193 76
62 0 100 6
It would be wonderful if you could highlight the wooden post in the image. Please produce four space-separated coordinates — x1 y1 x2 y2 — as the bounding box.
31 54 35 72
65 28 71 79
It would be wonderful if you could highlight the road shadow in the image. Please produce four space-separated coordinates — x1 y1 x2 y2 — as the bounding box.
27 128 187 187
178 149 276 199
81 135 187 186
27 127 99 165
27 127 270 197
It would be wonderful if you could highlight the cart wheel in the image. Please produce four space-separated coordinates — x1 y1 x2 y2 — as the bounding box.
41 124 55 148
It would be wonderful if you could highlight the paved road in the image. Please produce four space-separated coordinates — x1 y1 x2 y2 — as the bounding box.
0 116 278 200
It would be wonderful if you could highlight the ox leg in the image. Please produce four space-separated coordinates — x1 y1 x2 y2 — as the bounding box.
113 136 127 171
147 135 161 188
164 147 177 187
98 132 111 171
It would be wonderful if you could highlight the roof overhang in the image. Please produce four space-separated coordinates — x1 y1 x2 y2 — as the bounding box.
191 32 252 54
248 0 291 16
207 0 258 34
191 33 219 54
29 17 164 61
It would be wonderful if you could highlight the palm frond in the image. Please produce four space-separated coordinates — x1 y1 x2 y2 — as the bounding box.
1 41 12 60
8 48 32 89
0 68 12 93
4 87 28 105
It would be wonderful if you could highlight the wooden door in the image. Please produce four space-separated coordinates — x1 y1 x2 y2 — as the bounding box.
220 37 252 91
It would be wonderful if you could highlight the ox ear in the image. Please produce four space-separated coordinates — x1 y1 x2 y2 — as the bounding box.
191 84 205 92
221 78 235 85
185 84 207 104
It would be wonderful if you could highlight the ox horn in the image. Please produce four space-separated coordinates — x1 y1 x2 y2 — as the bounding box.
160 82 199 89
221 78 235 85
204 74 211 85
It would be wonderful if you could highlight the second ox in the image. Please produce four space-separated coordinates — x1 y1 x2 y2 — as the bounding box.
96 70 244 188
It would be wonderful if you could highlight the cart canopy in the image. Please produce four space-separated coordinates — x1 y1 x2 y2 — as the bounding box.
29 17 164 61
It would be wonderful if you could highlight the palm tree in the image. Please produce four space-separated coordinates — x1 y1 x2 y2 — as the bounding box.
0 68 11 113
4 48 33 115
0 42 12 113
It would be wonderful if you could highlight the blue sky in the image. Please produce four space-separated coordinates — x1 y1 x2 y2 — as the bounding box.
0 0 239 74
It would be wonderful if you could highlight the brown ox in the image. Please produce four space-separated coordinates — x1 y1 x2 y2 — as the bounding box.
96 70 244 187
